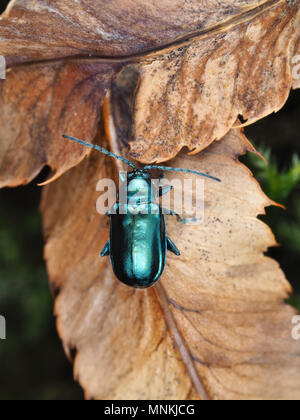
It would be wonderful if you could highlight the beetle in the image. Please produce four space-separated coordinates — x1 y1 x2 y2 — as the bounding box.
63 134 221 289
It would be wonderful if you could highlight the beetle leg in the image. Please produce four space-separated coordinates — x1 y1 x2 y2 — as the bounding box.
167 237 181 256
162 208 202 224
100 241 110 257
159 185 173 197
162 208 184 222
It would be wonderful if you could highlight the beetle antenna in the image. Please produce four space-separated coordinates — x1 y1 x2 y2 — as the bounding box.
63 135 137 170
143 165 221 182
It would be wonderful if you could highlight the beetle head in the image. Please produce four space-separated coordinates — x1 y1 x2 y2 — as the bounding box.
127 169 151 181
126 170 152 202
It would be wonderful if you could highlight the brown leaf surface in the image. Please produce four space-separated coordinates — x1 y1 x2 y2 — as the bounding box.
41 127 300 400
132 0 300 162
0 0 299 188
0 61 122 187
1 0 277 64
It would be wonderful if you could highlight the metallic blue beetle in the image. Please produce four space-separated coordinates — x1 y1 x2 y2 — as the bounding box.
63 135 221 289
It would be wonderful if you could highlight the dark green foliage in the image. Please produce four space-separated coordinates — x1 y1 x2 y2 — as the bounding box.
245 90 300 312
248 148 300 257
246 149 300 203
245 148 300 311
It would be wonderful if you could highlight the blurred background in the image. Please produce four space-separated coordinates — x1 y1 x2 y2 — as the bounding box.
0 0 299 400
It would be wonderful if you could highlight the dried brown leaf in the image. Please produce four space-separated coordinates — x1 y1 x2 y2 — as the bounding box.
0 61 122 187
132 0 300 162
41 127 300 400
1 0 275 64
0 0 299 187
0 0 299 400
